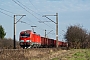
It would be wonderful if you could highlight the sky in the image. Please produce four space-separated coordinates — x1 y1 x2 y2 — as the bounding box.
0 0 90 41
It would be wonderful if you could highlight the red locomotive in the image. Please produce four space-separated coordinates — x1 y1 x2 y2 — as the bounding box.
19 30 67 49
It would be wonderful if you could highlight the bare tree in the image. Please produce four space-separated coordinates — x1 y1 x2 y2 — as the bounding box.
64 25 88 49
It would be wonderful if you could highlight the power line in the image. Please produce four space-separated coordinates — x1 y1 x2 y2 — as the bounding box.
0 10 31 27
25 17 55 37
28 0 56 29
12 0 55 30
0 8 15 14
0 6 46 33
12 0 41 20
26 17 45 31
28 0 56 30
0 9 56 39
0 10 13 18
0 5 45 34
0 8 61 40
29 0 42 16
12 0 57 39
16 0 41 16
0 0 61 41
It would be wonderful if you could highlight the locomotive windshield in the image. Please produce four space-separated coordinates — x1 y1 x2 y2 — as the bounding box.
21 33 30 37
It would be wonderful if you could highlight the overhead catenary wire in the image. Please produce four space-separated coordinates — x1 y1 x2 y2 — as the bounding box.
0 0 64 41
21 0 57 39
16 0 41 16
0 3 57 40
0 6 47 33
15 0 56 31
0 8 61 40
0 7 59 39
0 5 32 25
0 8 45 34
26 17 45 31
25 17 55 37
0 10 13 18
12 0 41 21
0 8 15 14
1 0 58 39
28 0 56 30
28 0 42 16
0 9 59 40
0 10 32 26
12 0 55 30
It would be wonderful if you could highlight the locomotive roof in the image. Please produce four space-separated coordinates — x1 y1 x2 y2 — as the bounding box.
20 30 32 33
20 30 40 36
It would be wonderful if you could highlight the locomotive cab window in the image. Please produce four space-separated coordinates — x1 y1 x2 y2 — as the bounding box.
21 33 30 37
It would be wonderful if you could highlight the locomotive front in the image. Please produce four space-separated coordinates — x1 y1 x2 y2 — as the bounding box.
19 30 31 49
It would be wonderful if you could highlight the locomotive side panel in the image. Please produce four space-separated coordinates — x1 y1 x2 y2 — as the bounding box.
30 33 41 48
37 35 41 45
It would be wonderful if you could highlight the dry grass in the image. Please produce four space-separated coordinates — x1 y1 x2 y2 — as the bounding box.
0 38 20 49
0 48 62 60
0 49 28 60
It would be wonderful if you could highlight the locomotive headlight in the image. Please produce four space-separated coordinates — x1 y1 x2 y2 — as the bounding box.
26 40 31 42
30 40 31 42
20 40 24 42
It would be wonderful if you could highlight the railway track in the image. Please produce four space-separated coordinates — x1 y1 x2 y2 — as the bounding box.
0 47 67 50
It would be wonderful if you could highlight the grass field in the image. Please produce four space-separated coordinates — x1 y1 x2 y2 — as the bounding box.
0 48 90 60
51 49 90 60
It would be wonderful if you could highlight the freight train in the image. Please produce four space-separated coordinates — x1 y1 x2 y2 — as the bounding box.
19 30 67 49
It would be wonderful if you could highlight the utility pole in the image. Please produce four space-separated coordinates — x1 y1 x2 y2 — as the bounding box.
45 30 46 38
56 13 58 48
42 13 58 48
45 30 53 38
13 15 26 49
